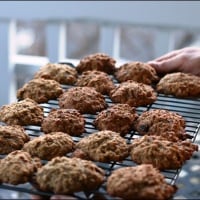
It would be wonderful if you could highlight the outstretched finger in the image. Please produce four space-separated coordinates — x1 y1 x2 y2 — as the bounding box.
148 54 183 74
151 49 182 62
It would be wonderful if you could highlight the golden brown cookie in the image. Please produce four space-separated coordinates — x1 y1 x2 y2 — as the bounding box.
94 104 138 136
58 87 107 114
35 157 105 194
130 135 198 170
115 61 159 84
34 63 78 85
156 72 200 98
109 80 157 107
41 108 85 136
23 132 75 160
73 130 129 162
76 53 116 74
17 78 63 103
134 109 188 141
0 150 41 185
76 70 115 95
0 98 44 126
107 164 177 200
0 125 30 154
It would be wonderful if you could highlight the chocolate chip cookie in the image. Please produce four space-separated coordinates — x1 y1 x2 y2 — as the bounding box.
109 80 157 107
73 130 129 162
130 135 198 169
94 104 138 136
35 157 105 194
0 98 44 126
107 164 177 200
134 109 188 141
0 125 30 154
41 108 85 136
156 72 200 98
34 63 78 85
23 132 75 160
59 87 107 114
115 61 159 84
76 53 116 74
0 150 41 185
76 70 115 95
17 78 63 103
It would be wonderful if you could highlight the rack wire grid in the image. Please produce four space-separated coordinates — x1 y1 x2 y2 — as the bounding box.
0 63 199 199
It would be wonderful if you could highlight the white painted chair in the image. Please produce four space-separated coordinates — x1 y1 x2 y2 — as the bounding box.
1 1 200 106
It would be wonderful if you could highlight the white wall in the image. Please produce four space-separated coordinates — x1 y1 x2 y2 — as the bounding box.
0 1 200 30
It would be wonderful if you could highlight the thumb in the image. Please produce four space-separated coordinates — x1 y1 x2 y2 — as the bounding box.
147 61 160 70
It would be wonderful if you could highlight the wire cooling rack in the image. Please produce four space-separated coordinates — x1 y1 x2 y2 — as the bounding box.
0 64 200 199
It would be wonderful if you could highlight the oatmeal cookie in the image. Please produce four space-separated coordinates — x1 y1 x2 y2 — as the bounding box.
156 72 200 98
17 78 63 103
59 87 107 114
41 108 85 136
109 80 157 107
76 70 115 95
73 130 129 162
107 164 177 200
94 104 138 136
115 61 159 84
0 98 44 126
76 53 116 74
23 132 75 160
34 63 78 85
35 157 105 194
134 109 188 141
130 135 198 169
0 125 30 154
0 150 41 185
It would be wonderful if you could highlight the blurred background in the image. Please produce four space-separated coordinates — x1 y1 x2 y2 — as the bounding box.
0 1 200 199
1 1 200 105
15 20 197 89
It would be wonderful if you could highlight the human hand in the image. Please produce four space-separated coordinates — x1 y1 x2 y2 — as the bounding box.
148 47 200 76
